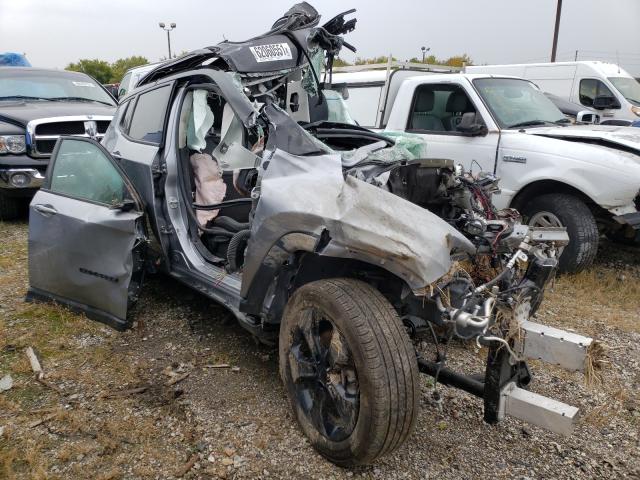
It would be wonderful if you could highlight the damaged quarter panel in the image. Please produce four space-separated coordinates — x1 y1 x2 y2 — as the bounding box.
241 109 475 297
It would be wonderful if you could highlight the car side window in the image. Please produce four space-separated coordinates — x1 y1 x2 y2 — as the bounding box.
119 99 135 133
407 84 480 134
119 72 131 98
127 85 172 144
579 79 614 107
48 139 130 206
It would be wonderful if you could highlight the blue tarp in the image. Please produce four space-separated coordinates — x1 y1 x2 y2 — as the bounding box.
0 53 31 67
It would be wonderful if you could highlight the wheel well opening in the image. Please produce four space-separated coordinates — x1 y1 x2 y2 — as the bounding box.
510 180 597 213
293 253 407 304
261 252 410 328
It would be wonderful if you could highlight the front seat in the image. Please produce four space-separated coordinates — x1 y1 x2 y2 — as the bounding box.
444 90 474 131
411 89 444 131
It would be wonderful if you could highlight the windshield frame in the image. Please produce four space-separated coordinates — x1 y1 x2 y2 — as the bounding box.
0 69 116 106
471 77 567 129
608 76 640 106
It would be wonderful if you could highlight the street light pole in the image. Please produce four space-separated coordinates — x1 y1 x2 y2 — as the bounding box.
421 46 430 63
159 22 177 59
550 0 562 62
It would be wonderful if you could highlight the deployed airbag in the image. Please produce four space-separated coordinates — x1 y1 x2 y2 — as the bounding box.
190 152 227 225
187 90 214 152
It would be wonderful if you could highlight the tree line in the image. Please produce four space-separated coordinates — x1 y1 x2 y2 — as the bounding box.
334 53 473 68
65 56 149 84
65 52 473 84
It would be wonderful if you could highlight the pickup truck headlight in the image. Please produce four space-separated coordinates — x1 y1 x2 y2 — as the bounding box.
0 135 26 154
632 105 640 117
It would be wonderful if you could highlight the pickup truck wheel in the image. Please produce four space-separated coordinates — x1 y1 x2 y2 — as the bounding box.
279 278 419 466
522 193 598 273
0 193 21 221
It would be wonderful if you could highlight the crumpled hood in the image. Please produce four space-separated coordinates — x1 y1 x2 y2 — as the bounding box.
526 124 640 156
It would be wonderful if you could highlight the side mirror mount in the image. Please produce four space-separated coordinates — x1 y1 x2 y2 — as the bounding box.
576 110 600 124
592 95 620 110
457 112 488 136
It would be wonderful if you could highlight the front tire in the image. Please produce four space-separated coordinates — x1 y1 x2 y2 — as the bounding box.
522 193 598 273
279 278 419 466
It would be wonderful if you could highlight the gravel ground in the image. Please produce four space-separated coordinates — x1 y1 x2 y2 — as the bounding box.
1 220 639 479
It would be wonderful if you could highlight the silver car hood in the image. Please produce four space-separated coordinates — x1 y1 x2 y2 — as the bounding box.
527 124 640 154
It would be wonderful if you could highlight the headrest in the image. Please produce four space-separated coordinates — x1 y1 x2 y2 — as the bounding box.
414 89 434 112
446 90 472 113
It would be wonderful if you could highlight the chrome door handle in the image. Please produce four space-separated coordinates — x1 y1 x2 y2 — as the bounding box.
34 204 57 215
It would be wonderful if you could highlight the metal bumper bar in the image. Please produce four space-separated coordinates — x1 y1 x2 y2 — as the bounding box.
418 321 593 436
613 211 640 229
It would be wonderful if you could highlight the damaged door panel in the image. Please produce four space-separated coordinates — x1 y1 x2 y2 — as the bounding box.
27 137 146 330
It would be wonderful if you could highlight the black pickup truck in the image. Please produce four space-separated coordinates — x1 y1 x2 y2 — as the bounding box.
0 67 116 219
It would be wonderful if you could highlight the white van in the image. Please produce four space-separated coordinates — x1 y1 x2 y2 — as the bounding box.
465 61 640 125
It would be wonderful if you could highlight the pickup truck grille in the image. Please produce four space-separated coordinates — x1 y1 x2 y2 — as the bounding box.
27 116 113 158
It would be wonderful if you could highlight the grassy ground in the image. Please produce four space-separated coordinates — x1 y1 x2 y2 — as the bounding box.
1 219 639 479
0 222 197 479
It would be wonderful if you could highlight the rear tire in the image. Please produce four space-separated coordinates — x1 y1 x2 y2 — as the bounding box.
0 192 21 221
279 278 419 466
522 193 598 273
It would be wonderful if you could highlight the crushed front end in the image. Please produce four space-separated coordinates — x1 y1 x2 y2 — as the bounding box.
337 136 598 434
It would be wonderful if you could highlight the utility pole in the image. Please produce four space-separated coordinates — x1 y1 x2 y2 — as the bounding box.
159 22 177 59
574 50 578 61
551 0 563 62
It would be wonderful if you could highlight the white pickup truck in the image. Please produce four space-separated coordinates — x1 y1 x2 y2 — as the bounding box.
333 71 640 272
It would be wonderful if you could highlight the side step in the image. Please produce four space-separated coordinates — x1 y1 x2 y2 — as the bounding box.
499 382 579 435
516 320 593 372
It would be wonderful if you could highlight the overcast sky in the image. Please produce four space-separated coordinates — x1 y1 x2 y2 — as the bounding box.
1 0 638 75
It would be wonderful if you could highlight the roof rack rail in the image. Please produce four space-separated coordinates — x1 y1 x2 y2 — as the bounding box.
330 61 461 74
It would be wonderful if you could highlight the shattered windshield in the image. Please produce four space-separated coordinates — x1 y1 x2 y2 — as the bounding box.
473 77 567 129
0 70 116 105
608 77 640 106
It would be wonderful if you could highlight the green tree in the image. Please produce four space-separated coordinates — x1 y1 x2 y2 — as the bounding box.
110 55 148 83
65 59 113 84
408 54 470 66
333 57 352 67
354 55 397 65
442 54 473 67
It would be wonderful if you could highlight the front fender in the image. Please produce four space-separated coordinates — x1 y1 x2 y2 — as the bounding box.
241 148 475 301
499 133 640 209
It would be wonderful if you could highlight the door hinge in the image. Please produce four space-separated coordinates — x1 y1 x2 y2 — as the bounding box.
152 163 167 178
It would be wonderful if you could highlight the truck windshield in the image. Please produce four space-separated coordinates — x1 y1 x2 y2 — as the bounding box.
608 77 640 106
473 77 567 129
0 70 116 106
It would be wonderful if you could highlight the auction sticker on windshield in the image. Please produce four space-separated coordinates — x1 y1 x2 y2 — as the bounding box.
249 43 293 63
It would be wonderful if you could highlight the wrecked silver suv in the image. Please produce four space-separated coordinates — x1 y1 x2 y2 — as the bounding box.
27 3 598 466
